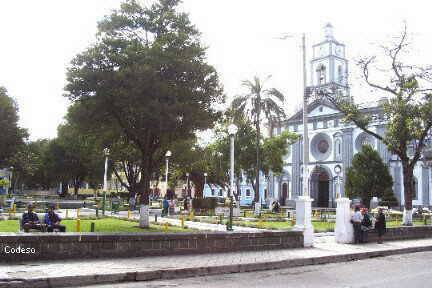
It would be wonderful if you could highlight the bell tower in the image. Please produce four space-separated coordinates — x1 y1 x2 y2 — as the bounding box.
310 23 350 100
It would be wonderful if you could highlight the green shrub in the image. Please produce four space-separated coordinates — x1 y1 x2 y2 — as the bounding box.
207 198 217 210
192 198 202 210
191 198 218 211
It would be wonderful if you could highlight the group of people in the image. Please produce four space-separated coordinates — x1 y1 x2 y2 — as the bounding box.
351 207 386 244
21 203 66 233
162 197 178 216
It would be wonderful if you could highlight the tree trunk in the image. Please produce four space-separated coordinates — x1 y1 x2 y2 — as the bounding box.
73 178 80 197
255 99 261 203
235 178 241 201
402 161 414 225
191 174 204 198
138 162 152 228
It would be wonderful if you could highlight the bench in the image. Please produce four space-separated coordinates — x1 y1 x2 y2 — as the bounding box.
18 214 61 233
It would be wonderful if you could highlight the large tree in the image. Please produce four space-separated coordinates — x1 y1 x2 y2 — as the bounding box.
0 87 28 167
325 26 432 225
64 0 223 208
232 76 286 202
345 145 396 208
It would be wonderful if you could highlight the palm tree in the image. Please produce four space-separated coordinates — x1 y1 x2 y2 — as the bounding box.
232 76 286 203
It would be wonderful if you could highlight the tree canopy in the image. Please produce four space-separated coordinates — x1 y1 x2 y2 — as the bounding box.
232 76 286 202
0 86 28 167
64 0 223 202
345 145 397 208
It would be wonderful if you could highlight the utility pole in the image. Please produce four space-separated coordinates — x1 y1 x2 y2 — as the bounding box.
301 33 309 197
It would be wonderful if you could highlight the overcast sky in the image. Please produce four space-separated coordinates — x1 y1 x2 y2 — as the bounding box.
0 0 431 140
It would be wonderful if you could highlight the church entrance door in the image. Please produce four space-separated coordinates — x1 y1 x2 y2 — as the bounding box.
311 166 330 208
317 172 330 207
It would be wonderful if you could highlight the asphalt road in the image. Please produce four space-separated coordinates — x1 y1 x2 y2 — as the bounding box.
85 251 432 288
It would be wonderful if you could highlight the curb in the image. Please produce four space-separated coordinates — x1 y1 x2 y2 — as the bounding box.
1 245 432 288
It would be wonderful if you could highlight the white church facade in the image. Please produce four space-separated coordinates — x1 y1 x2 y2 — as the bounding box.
268 24 432 209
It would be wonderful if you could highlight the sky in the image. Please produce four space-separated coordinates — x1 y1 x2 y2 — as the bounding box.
0 0 431 140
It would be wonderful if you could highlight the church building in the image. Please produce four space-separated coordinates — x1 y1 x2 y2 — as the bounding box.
269 24 431 208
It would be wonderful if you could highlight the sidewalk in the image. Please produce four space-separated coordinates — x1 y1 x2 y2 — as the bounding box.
113 210 266 232
1 236 432 288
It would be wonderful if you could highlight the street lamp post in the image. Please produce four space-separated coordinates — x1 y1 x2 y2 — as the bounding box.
227 124 238 231
102 148 110 216
204 173 208 190
186 172 190 198
165 150 172 197
334 165 342 199
278 33 313 246
8 166 13 196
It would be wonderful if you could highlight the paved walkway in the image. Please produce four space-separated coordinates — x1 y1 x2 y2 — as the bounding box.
111 210 266 232
1 237 432 288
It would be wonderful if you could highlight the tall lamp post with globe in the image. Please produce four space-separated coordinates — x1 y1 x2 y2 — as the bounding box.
227 123 238 231
204 172 208 191
165 150 172 197
102 148 110 216
8 166 13 196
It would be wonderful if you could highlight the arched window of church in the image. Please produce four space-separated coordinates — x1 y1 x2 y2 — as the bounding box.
335 138 342 160
316 65 326 85
412 177 418 200
338 65 343 83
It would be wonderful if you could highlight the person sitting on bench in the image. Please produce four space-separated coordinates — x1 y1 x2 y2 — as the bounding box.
22 203 44 232
44 204 66 232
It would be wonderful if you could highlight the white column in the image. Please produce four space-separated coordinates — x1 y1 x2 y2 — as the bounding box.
429 168 432 206
294 196 314 247
335 197 354 243
139 204 149 228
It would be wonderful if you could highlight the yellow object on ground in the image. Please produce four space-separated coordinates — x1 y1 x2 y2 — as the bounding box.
76 219 81 232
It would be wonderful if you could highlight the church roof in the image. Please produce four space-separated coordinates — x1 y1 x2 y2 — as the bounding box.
285 98 339 123
282 97 383 125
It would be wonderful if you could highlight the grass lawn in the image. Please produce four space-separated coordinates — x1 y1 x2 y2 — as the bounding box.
0 220 19 232
0 218 194 233
232 220 335 232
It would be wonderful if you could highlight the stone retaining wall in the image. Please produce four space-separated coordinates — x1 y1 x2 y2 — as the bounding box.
0 231 303 262
368 225 432 242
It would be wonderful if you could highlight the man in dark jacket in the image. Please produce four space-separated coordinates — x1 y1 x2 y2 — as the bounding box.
44 204 66 232
375 208 386 244
360 208 372 243
351 206 363 244
22 203 43 232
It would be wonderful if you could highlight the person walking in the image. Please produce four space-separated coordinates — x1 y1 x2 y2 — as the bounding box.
375 207 386 244
360 208 372 243
183 197 189 212
272 200 280 213
351 206 363 244
162 197 169 217
129 194 136 211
